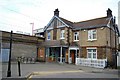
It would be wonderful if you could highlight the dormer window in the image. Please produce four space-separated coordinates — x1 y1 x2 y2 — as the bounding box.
74 32 79 41
60 30 65 39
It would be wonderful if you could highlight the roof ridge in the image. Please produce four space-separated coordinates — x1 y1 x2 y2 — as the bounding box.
74 16 108 23
59 17 73 23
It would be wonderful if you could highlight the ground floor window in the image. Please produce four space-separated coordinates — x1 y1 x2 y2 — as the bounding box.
87 48 97 59
45 47 67 62
1 49 9 62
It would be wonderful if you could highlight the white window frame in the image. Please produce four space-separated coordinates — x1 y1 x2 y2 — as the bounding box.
88 29 97 41
60 30 65 39
47 31 51 40
74 32 79 41
87 48 97 60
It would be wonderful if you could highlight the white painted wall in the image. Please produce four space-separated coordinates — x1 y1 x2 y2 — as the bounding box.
117 52 120 67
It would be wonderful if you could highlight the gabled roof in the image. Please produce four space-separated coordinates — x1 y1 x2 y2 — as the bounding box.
57 16 111 30
73 17 111 29
59 17 73 27
44 16 72 31
44 15 113 31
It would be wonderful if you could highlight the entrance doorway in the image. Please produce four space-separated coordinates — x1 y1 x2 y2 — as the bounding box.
70 50 76 64
69 47 79 64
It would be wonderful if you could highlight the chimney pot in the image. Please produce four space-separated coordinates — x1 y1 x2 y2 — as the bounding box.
107 8 112 17
114 16 116 24
54 8 59 16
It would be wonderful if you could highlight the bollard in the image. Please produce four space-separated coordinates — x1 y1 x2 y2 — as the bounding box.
24 57 27 64
18 60 21 76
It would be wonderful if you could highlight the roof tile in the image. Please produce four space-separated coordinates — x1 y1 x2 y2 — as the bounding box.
59 16 111 29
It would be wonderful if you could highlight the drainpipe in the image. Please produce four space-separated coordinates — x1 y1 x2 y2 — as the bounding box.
109 20 112 68
75 49 77 64
60 46 62 63
113 17 117 69
67 28 70 64
115 28 117 69
36 38 39 62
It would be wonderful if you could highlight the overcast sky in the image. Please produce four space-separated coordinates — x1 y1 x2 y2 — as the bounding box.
0 0 119 34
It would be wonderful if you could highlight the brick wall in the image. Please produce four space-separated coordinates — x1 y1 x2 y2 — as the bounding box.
1 31 44 62
45 27 71 45
80 47 87 58
2 42 37 61
97 47 106 59
80 27 107 46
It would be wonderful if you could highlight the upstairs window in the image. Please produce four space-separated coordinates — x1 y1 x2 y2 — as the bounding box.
88 29 97 40
60 30 65 39
74 32 79 41
47 31 51 40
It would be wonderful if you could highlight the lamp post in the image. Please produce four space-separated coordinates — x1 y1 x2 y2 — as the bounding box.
30 23 34 35
7 30 13 77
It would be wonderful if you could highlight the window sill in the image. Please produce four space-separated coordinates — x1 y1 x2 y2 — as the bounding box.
87 58 97 60
74 40 79 42
87 39 97 42
60 38 65 40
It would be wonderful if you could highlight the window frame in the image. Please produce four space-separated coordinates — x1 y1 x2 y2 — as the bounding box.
60 30 65 39
74 32 79 41
47 31 51 40
88 29 97 41
87 48 97 60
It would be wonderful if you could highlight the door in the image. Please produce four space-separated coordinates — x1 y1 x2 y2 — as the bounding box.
38 48 45 61
65 49 68 63
71 51 75 64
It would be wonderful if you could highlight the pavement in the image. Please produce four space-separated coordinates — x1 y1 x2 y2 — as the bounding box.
1 62 120 79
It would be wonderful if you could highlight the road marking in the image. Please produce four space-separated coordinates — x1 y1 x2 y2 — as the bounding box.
27 70 84 80
33 70 84 74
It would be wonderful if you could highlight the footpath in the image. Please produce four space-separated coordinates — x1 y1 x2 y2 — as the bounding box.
1 62 119 79
62 63 119 76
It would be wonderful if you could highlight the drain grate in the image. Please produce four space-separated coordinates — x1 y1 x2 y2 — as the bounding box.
91 71 102 73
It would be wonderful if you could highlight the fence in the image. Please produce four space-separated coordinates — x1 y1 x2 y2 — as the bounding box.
69 57 72 64
57 57 65 63
17 57 35 64
76 58 107 68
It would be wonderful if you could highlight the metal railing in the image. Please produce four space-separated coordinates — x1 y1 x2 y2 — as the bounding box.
57 57 65 63
17 57 35 64
69 57 72 64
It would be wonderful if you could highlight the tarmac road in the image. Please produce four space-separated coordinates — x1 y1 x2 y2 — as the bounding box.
1 62 119 80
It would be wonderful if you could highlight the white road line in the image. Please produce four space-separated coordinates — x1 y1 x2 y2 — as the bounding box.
27 70 84 79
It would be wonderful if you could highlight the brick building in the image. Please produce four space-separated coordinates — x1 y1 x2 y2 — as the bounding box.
34 8 120 68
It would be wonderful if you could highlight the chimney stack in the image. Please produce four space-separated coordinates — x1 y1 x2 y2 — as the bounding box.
54 8 59 16
107 8 112 17
113 16 116 24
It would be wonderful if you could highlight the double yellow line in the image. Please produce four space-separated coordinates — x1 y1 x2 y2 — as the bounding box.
26 70 84 80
